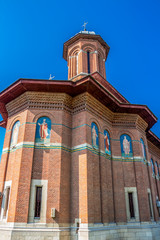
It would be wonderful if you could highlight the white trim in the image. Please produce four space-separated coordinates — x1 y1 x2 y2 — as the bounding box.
28 179 48 223
147 188 154 220
0 180 12 222
124 187 139 222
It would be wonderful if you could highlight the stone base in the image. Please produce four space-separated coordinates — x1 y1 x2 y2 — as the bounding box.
0 222 160 240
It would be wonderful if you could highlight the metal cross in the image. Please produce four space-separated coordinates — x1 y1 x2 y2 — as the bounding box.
82 22 88 31
49 74 55 80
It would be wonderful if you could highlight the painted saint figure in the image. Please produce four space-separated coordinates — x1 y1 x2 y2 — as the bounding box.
104 130 111 155
11 121 20 147
91 122 99 149
123 136 130 155
38 119 48 140
140 139 146 160
35 117 51 145
104 133 110 152
92 125 98 147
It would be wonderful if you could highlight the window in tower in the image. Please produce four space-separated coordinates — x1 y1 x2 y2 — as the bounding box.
28 179 48 223
147 189 153 219
124 187 139 222
87 51 90 74
128 192 135 218
34 186 42 218
98 54 102 74
76 54 78 75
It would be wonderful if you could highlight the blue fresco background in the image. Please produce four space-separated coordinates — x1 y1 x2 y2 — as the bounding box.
140 138 146 160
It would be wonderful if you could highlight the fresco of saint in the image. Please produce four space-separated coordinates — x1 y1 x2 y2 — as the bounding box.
140 138 146 160
120 134 133 157
35 117 51 145
104 130 111 155
91 123 99 149
123 136 130 155
10 121 20 148
38 119 48 140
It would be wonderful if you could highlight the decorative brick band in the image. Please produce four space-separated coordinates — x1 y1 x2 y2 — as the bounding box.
2 142 146 163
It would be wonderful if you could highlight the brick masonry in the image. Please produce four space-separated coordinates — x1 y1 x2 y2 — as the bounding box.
0 32 160 240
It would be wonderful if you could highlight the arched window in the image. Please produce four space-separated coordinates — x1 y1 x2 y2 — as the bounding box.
87 51 90 74
91 122 99 149
150 159 155 177
35 117 51 146
10 121 20 148
75 53 78 75
140 138 146 160
104 130 111 155
120 134 133 157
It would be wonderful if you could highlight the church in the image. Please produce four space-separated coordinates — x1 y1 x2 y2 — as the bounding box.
0 30 160 240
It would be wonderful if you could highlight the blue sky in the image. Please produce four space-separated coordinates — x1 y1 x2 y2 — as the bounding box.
0 0 160 159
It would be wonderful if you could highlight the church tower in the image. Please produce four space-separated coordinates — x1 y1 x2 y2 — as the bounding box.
63 31 110 81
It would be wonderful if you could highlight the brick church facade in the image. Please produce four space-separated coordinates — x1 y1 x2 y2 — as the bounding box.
0 31 160 240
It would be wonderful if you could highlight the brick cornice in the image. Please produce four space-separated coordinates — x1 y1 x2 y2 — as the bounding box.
6 92 72 117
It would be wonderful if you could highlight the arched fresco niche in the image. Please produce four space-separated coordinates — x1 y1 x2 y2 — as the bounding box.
120 134 133 158
140 138 146 161
104 130 111 155
10 121 20 148
35 117 51 146
151 159 155 178
91 122 99 150
155 161 159 180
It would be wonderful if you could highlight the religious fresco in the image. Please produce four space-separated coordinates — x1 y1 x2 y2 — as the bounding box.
120 134 133 158
155 161 159 179
104 130 111 155
10 121 20 148
140 138 146 160
151 159 155 177
91 122 99 149
35 117 51 145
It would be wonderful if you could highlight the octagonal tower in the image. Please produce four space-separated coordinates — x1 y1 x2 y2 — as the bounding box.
63 31 110 81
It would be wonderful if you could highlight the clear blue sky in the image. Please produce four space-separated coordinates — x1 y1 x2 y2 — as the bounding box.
0 0 160 159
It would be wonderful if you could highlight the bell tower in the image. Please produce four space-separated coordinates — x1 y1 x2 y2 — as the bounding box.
63 31 110 81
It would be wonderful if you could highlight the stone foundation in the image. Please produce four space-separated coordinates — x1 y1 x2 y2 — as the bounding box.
0 222 160 240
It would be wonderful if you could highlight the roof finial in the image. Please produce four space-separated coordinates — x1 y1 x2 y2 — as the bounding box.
82 22 88 31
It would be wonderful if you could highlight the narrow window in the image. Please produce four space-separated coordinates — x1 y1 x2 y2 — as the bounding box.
128 192 135 218
87 51 90 74
76 222 79 234
76 54 78 75
3 187 10 218
35 187 42 218
98 54 101 74
148 193 153 218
